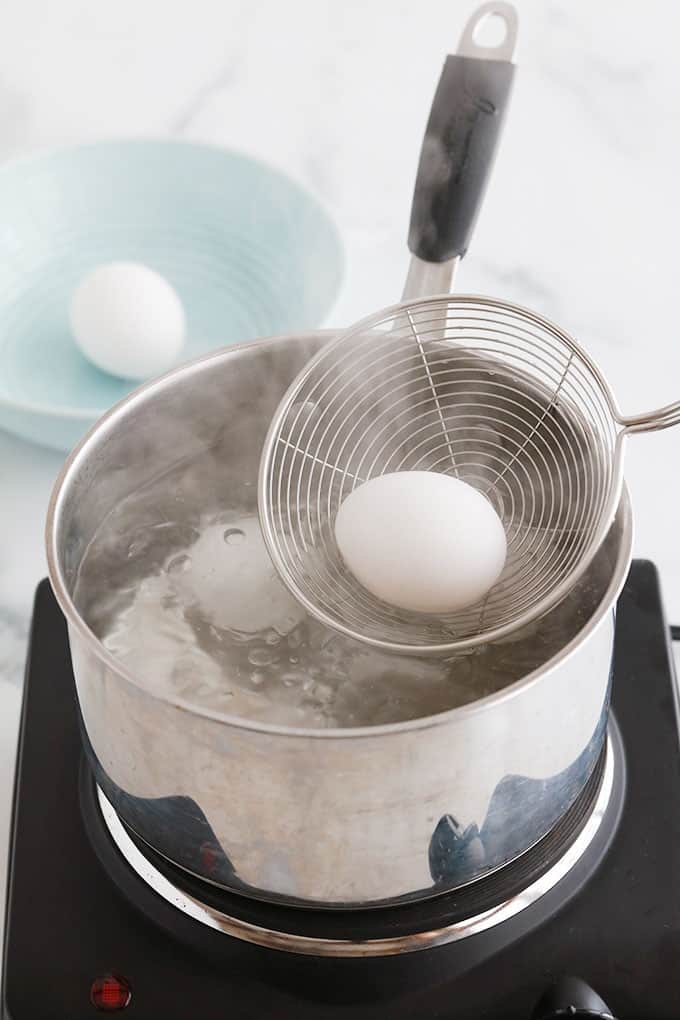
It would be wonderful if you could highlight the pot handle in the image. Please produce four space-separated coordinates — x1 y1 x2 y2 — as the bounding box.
620 399 680 435
405 2 517 297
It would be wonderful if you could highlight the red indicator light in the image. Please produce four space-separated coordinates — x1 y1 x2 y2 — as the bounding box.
90 973 131 1011
200 842 218 873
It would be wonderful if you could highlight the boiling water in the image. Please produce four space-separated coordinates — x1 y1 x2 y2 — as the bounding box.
75 452 598 729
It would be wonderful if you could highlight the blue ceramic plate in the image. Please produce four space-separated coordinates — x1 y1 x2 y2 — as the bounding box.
0 139 343 451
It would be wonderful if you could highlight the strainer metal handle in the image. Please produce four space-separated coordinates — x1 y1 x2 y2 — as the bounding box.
620 400 680 435
404 2 517 300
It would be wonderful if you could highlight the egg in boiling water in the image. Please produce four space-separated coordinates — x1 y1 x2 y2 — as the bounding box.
334 471 507 614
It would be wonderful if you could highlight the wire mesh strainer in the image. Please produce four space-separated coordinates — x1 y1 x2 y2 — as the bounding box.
259 4 680 655
259 293 680 654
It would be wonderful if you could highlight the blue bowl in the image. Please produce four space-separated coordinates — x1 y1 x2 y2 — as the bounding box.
0 139 344 451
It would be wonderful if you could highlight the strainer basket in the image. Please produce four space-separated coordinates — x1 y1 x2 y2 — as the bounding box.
259 293 680 654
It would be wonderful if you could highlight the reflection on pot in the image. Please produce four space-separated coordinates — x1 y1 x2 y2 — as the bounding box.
83 690 610 907
429 700 610 888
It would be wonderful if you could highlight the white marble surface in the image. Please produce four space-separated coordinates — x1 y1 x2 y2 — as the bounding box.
3 0 680 946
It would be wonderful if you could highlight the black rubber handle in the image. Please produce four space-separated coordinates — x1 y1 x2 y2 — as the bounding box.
408 54 515 263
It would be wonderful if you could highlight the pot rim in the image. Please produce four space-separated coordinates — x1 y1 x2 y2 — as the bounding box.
46 329 634 742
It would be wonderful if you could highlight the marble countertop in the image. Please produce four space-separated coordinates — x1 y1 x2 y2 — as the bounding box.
3 0 680 950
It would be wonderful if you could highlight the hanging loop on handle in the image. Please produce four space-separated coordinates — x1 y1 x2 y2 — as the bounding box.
406 3 517 275
619 400 680 435
458 2 519 62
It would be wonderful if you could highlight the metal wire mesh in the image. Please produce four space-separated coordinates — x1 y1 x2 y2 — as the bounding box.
258 295 624 654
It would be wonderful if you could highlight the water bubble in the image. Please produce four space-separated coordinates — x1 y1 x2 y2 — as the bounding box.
166 553 192 574
228 629 252 645
309 627 335 652
248 647 277 667
224 528 246 545
281 673 303 687
250 672 265 686
274 614 301 637
287 628 302 649
289 655 300 664
311 681 333 704
126 535 151 558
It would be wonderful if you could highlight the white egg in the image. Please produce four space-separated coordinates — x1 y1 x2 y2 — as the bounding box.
70 261 186 380
334 471 507 614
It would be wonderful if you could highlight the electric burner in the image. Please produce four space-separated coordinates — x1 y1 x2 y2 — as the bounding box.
3 561 680 1017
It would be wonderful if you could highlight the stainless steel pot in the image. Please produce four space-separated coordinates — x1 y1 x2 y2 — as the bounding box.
46 8 632 908
46 329 633 909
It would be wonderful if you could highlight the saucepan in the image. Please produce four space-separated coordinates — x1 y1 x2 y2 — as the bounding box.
46 5 633 909
46 329 631 908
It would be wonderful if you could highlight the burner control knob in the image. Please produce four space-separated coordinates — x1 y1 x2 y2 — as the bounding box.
532 977 615 1019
